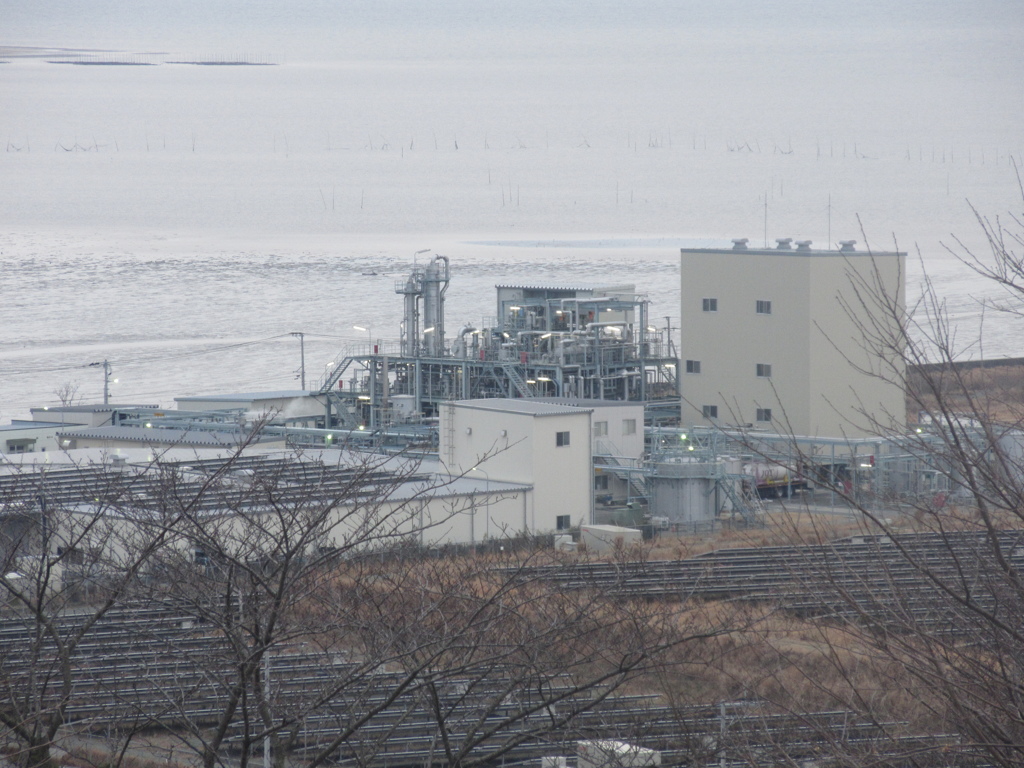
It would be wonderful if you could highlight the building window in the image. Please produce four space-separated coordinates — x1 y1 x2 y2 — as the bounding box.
756 300 772 315
702 298 718 312
685 359 701 374
756 408 772 422
556 514 572 530
594 474 609 491
622 419 637 436
702 405 718 419
556 431 570 447
594 421 608 437
756 363 772 378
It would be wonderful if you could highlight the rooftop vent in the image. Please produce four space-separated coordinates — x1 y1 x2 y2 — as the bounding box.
731 238 749 250
839 239 857 252
795 240 813 251
775 238 793 250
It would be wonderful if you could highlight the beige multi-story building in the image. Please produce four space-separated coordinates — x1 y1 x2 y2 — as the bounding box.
679 238 906 438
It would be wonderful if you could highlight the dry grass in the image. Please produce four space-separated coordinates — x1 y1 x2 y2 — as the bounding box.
644 511 869 561
643 600 948 735
908 360 1024 425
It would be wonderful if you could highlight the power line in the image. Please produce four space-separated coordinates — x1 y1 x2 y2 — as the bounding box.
1 334 295 378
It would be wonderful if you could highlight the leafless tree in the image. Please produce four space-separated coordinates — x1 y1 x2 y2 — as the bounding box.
726 177 1024 766
115 444 736 768
0 451 219 768
51 381 82 408
0 431 749 768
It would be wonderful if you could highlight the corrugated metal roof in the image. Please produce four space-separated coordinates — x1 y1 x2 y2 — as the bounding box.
0 422 65 431
450 398 592 416
531 397 642 409
495 284 594 292
58 425 242 447
31 404 158 413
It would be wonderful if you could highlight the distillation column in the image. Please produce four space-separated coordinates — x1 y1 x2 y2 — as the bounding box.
421 255 449 357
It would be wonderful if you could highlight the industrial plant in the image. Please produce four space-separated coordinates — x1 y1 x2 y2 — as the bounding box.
1 241 995 534
2 244 1019 768
315 253 680 430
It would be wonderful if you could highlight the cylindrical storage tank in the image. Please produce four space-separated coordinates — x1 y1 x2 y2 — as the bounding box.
649 459 720 523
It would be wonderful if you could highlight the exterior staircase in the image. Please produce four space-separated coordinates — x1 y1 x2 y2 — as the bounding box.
500 362 533 398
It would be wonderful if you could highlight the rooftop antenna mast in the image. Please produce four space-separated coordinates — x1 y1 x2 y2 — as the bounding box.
827 193 832 250
763 192 768 248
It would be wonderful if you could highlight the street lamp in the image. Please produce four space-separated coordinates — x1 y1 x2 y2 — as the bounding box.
353 325 374 353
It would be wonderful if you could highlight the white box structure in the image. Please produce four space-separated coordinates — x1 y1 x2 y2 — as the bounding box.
680 240 906 438
440 399 593 534
579 524 642 554
577 740 661 768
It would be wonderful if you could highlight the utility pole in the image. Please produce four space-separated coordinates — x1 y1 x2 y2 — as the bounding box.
291 332 306 390
89 360 111 404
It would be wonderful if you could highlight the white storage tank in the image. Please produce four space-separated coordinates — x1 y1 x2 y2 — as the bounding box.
390 395 417 421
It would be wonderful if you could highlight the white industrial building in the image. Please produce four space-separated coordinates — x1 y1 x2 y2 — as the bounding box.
525 397 646 505
440 399 594 532
0 444 531 578
0 404 160 455
679 239 906 439
1 397 600 577
0 421 66 454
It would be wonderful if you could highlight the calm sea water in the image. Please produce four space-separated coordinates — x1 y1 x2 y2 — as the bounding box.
1 0 1022 420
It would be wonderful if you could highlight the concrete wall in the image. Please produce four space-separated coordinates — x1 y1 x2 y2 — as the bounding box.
330 486 531 547
589 402 645 460
808 252 906 437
